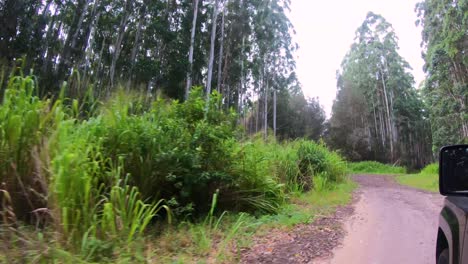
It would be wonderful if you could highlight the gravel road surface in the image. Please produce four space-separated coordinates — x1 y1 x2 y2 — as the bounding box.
324 175 444 264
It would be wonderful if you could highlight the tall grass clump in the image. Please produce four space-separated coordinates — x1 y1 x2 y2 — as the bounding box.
262 139 302 193
0 76 170 261
0 73 63 223
230 139 286 213
234 138 347 196
348 161 406 174
295 140 347 191
50 118 169 255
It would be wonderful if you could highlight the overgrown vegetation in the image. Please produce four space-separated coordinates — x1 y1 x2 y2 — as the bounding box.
348 161 406 175
397 163 438 192
347 160 438 192
0 75 349 262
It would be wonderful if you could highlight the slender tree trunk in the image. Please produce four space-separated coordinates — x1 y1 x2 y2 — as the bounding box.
273 88 276 138
96 37 106 94
239 36 245 126
41 5 59 74
206 0 219 102
238 82 243 119
264 72 268 140
222 43 230 104
57 0 87 78
371 95 378 142
110 0 130 88
379 109 385 147
128 5 146 89
249 106 254 134
216 6 225 93
39 0 54 59
185 0 199 100
70 0 89 54
255 100 259 133
81 0 100 90
380 68 394 161
239 37 245 109
69 0 88 96
226 84 230 106
385 60 398 149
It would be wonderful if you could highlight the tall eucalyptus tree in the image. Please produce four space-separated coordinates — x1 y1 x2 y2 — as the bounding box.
416 0 468 152
185 0 200 100
329 12 432 168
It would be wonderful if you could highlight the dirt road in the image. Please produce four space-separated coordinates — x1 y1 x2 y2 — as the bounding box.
240 175 444 264
324 175 444 264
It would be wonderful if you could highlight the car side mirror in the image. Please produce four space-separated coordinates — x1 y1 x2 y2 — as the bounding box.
439 145 468 196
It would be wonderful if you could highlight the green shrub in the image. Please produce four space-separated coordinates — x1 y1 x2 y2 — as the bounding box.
296 140 347 190
52 87 286 221
86 88 284 216
234 139 347 194
348 161 406 174
420 163 438 175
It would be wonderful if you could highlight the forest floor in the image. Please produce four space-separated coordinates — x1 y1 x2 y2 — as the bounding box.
240 175 443 264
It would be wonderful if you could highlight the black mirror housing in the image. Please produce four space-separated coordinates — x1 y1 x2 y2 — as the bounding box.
439 145 468 196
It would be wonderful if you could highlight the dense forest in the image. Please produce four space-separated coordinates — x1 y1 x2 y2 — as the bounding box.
0 0 325 140
0 0 467 262
328 3 467 169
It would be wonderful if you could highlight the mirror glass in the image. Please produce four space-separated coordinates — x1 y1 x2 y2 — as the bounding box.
440 145 468 195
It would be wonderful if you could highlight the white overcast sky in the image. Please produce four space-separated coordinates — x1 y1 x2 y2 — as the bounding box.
289 0 425 117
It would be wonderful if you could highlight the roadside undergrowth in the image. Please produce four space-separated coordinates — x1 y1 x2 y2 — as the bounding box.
396 163 438 192
1 74 352 262
151 179 357 263
348 161 406 175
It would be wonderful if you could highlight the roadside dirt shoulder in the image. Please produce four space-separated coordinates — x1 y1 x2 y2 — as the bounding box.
240 186 360 263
